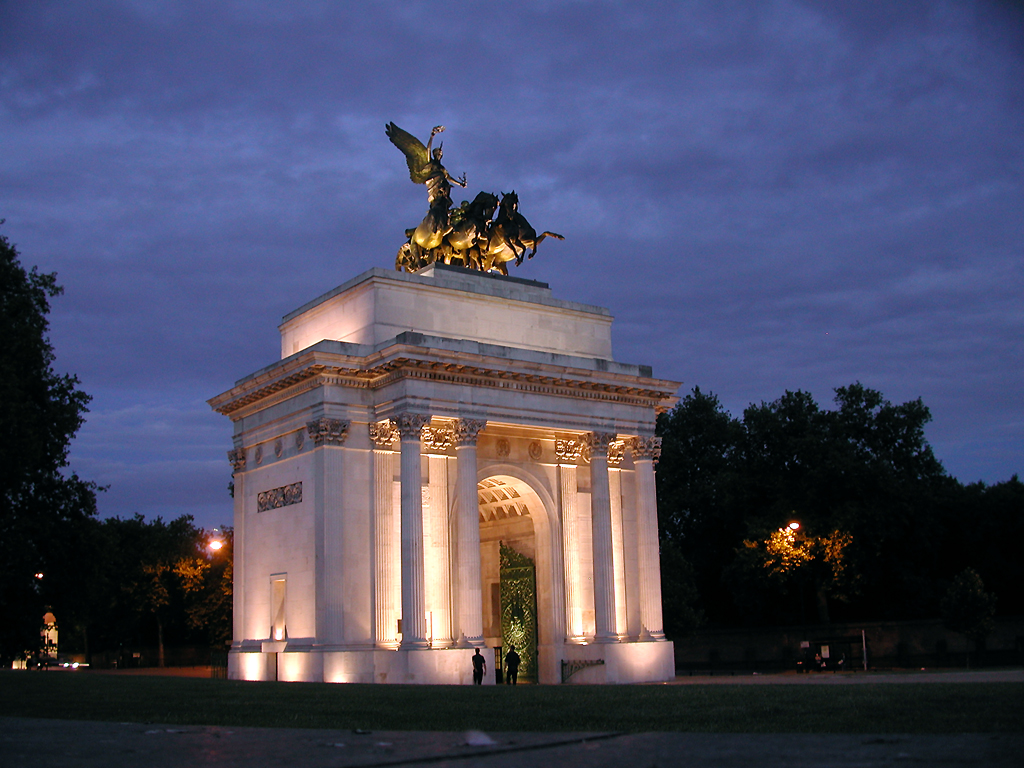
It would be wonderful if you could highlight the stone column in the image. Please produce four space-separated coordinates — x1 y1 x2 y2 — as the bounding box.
453 418 487 647
307 417 350 645
587 431 618 643
556 439 585 641
608 441 628 639
423 425 455 647
370 420 399 647
630 436 666 640
396 412 429 649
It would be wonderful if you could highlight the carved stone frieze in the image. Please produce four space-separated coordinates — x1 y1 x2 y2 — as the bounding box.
306 417 350 446
228 447 247 473
369 419 400 448
257 481 303 513
395 412 429 440
452 418 487 447
555 439 584 464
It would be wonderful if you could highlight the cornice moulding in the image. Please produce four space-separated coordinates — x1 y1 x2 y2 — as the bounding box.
209 342 679 419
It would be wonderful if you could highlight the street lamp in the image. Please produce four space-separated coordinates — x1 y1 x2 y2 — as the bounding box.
208 527 224 553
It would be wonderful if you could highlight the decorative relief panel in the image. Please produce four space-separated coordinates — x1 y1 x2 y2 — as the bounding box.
294 429 305 451
306 417 350 446
274 438 283 458
496 437 511 458
254 445 263 465
528 441 543 461
257 482 303 513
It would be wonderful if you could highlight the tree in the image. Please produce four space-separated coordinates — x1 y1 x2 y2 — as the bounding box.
655 381 993 627
941 568 996 668
728 522 860 624
103 514 217 665
656 387 744 623
0 225 98 663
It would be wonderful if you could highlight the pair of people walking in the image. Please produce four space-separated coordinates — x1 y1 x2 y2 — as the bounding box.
471 646 521 685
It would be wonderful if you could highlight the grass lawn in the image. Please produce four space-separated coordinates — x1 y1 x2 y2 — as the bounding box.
2 672 1021 734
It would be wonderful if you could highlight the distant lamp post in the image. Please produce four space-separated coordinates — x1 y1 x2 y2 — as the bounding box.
209 539 224 552
788 521 800 531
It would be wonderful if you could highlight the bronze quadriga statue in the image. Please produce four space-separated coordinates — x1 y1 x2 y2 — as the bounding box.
386 122 563 274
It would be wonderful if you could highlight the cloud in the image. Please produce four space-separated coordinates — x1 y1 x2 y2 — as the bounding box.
2 0 1021 527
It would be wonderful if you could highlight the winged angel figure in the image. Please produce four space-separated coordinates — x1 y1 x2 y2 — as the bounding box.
386 122 562 273
385 122 466 257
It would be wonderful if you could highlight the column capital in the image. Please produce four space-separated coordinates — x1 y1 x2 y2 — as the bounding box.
607 440 626 466
306 417 350 446
395 412 429 439
555 438 585 464
423 425 455 452
584 431 618 458
369 419 399 449
452 418 487 447
228 447 247 473
627 435 662 462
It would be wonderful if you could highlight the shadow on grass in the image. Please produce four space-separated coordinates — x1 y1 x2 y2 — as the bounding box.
1 672 1021 734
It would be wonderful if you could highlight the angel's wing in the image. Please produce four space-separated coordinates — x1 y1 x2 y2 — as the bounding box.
385 122 431 184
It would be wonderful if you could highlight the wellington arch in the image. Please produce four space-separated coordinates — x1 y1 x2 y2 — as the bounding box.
209 264 679 684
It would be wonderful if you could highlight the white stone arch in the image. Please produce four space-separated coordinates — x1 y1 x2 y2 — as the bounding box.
463 461 565 685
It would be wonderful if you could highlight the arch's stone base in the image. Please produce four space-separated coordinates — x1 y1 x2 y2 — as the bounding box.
229 647 490 685
227 642 674 685
561 640 676 684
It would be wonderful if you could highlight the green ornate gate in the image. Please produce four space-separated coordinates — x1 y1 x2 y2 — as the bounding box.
499 541 538 682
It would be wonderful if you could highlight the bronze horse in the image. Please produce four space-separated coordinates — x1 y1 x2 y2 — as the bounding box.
478 192 564 274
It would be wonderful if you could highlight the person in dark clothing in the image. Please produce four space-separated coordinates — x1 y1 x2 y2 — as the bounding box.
471 648 486 685
504 646 521 685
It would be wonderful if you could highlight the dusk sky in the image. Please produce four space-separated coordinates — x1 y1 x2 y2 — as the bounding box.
2 1 1021 532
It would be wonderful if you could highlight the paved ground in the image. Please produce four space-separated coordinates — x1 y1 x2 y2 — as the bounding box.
667 668 1024 685
2 718 1022 768
3 669 1022 767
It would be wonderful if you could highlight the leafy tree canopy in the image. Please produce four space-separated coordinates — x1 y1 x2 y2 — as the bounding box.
656 383 1020 629
0 225 98 662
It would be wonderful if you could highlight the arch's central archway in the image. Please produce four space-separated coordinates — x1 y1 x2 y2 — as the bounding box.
477 477 538 679
476 472 562 682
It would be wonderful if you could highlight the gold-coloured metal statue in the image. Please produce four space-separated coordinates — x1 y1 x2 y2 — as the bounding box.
386 123 563 274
